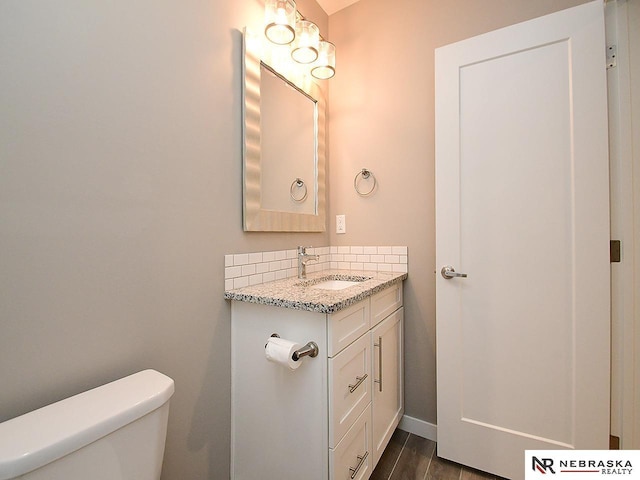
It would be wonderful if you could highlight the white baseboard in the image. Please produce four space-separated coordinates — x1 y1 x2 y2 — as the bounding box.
398 415 438 442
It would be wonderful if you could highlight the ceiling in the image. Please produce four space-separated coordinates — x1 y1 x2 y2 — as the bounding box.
315 0 361 16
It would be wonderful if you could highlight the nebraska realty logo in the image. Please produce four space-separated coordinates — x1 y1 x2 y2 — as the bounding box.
525 450 639 479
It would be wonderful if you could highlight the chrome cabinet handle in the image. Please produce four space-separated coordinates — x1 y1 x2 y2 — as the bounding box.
374 336 383 392
441 265 468 279
349 451 369 479
348 374 368 393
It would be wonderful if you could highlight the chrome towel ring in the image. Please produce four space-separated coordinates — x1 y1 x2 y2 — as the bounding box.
354 168 377 196
290 178 308 202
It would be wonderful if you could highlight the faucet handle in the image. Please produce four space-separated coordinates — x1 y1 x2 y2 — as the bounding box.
297 246 312 254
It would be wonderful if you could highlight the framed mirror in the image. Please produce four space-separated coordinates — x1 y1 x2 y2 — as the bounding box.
242 28 326 232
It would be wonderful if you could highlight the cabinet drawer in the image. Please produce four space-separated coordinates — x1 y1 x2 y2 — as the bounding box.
371 282 403 327
329 333 372 448
328 299 370 357
329 405 372 480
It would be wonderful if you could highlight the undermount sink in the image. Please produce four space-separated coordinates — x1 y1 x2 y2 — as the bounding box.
310 280 362 291
299 274 372 291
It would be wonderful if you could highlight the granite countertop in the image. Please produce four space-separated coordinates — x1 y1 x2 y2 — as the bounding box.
224 269 407 314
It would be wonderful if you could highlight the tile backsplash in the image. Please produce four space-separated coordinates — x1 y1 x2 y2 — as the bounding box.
224 246 408 290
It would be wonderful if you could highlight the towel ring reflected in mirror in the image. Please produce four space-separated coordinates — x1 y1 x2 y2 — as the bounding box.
290 178 308 202
354 168 377 196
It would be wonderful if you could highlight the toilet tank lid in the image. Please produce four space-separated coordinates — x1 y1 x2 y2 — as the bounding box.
0 369 174 480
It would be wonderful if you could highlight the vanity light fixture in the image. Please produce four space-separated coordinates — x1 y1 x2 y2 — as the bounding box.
263 0 336 80
264 0 297 45
311 40 336 79
291 20 320 64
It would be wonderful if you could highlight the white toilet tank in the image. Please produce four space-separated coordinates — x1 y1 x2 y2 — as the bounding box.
0 369 174 480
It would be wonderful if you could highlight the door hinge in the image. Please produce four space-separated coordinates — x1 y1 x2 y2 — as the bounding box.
607 45 617 69
610 240 621 263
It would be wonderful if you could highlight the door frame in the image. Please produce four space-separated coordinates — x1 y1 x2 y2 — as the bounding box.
606 0 639 450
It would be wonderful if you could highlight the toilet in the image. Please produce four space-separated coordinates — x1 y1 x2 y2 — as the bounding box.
0 369 174 480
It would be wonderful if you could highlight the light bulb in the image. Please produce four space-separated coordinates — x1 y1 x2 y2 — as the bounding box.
264 0 296 45
311 40 336 79
291 20 319 64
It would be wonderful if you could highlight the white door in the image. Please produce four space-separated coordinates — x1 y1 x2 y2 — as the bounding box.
435 2 610 479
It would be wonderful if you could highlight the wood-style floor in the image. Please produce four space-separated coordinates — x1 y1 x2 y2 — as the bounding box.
371 430 501 480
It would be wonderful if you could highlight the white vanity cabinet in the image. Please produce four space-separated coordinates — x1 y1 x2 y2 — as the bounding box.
230 281 404 480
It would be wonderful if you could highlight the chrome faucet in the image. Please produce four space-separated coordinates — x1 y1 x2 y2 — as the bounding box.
297 246 319 279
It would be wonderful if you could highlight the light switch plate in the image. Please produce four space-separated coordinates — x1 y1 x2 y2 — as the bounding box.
336 214 346 234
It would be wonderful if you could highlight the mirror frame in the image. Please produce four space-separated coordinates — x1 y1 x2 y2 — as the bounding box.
242 28 326 232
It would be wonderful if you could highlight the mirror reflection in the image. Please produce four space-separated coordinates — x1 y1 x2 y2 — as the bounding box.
260 63 317 215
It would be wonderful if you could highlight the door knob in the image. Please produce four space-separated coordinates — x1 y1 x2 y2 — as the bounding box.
441 265 468 279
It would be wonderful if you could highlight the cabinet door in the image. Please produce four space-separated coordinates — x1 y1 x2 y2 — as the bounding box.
371 307 404 466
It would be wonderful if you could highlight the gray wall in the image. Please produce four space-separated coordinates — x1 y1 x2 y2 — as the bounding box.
0 1 327 479
327 0 590 426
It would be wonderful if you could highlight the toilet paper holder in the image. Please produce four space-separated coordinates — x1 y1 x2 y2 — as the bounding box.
269 333 319 361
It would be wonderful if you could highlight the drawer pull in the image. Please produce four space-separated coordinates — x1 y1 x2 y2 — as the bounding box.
349 451 369 479
348 374 368 393
374 336 383 392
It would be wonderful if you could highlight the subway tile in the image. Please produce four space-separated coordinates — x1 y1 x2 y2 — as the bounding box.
241 264 256 276
225 245 406 290
233 253 249 266
385 255 400 264
225 266 242 279
263 251 276 262
248 252 263 264
392 246 408 255
269 261 281 272
393 264 408 273
225 279 234 290
233 276 249 289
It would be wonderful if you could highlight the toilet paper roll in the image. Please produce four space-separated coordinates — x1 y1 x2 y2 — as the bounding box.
265 337 302 370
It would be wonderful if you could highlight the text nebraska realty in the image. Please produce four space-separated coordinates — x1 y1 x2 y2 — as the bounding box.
559 459 632 475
